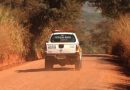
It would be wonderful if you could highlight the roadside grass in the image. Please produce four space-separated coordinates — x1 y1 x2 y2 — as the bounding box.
34 27 52 59
0 7 30 65
110 15 130 67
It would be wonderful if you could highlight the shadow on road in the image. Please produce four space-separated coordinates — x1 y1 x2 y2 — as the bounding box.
16 67 74 73
111 83 130 90
100 56 130 77
98 55 130 90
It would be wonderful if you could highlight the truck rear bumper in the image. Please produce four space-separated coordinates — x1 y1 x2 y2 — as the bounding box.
45 53 79 65
45 52 78 56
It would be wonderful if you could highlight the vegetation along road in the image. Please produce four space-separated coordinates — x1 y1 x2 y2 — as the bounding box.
0 56 129 90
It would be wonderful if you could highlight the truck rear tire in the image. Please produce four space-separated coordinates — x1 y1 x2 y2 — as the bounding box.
45 57 53 70
75 56 82 70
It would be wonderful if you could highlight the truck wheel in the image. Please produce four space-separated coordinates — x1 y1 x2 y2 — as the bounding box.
75 56 82 70
45 57 53 70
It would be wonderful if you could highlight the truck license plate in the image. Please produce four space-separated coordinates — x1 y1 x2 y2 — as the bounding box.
56 55 66 59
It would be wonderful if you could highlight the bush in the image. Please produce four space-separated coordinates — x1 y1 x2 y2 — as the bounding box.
35 27 52 52
110 15 130 66
0 7 30 58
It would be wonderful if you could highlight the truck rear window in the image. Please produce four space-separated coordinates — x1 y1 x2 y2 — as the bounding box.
51 34 76 42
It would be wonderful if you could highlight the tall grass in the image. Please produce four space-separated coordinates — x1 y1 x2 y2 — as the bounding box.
34 27 52 59
0 7 30 59
110 15 130 66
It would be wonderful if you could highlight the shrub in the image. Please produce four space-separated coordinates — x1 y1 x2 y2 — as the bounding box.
0 7 30 58
35 27 52 51
110 15 130 66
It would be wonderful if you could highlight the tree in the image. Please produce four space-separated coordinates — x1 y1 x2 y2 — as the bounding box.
87 0 130 18
0 0 86 59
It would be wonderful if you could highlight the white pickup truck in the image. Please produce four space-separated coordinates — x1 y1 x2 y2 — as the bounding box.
44 31 82 70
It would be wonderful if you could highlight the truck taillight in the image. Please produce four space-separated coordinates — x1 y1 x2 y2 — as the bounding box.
76 45 79 51
44 44 47 51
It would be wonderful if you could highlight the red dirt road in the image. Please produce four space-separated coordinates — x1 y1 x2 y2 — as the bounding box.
0 56 129 90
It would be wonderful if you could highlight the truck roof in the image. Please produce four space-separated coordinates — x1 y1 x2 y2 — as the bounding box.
52 29 75 33
52 32 75 35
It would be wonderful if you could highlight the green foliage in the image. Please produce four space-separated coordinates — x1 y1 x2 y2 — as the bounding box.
87 0 130 18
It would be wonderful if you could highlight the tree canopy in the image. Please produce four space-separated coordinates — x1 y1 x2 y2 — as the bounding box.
0 0 86 34
87 0 130 18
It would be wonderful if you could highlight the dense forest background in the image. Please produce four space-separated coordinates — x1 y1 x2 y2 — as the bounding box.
87 0 130 67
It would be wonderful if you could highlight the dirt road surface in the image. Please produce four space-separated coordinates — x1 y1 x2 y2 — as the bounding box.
0 56 129 90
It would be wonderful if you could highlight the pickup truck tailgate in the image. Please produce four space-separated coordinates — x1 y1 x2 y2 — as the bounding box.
46 43 76 54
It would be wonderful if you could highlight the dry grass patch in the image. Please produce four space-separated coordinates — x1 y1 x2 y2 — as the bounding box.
0 7 30 65
110 15 130 66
